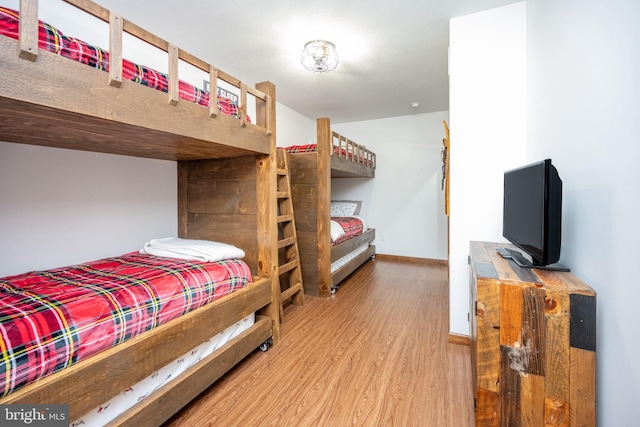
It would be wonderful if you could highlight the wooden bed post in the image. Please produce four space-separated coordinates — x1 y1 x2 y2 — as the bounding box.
316 118 333 297
18 0 38 61
256 81 280 342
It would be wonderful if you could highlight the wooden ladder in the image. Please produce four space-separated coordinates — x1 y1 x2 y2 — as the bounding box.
276 148 305 319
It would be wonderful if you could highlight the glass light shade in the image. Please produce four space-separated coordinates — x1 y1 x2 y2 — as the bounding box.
301 40 339 72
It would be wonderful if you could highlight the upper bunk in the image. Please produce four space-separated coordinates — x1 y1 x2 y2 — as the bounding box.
318 117 376 178
285 117 376 178
0 0 274 161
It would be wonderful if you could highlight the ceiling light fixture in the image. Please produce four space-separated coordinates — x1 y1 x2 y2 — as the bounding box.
301 40 339 73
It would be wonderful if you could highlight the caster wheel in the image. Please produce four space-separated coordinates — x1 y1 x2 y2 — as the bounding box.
331 286 338 295
259 338 273 352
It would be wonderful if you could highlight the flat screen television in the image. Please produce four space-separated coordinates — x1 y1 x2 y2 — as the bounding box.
500 159 569 271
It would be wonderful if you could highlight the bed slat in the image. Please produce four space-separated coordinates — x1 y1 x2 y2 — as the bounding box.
240 82 248 127
209 65 220 117
108 12 123 87
18 0 38 61
168 42 179 105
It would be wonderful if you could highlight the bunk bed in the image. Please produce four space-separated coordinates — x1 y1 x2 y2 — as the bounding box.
285 118 376 297
0 1 279 425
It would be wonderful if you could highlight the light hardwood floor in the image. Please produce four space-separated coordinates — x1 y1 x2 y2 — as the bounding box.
164 256 474 426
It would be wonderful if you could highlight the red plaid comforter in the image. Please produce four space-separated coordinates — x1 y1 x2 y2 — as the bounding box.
0 7 245 120
0 253 252 397
332 217 364 246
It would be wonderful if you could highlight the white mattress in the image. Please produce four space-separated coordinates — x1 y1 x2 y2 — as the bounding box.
70 313 255 427
330 243 370 273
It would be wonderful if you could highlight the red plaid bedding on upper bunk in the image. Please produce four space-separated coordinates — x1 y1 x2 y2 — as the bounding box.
284 144 373 166
332 216 364 245
0 7 245 120
0 253 251 397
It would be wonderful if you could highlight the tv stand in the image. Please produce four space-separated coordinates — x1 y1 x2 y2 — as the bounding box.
470 241 596 426
497 247 570 272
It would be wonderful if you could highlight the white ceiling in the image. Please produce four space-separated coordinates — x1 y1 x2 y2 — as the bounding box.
95 0 521 124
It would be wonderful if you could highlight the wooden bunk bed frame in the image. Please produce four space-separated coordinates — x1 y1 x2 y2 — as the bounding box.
0 0 280 425
288 118 376 297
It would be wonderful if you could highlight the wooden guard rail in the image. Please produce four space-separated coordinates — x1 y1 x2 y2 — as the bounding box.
15 0 271 135
331 131 377 169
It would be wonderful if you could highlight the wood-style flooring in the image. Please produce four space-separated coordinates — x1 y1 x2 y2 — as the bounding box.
164 256 474 426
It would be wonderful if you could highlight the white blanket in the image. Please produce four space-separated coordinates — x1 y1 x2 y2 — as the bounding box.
140 237 245 262
330 220 346 242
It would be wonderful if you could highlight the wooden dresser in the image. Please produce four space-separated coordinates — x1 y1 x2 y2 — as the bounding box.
469 241 596 426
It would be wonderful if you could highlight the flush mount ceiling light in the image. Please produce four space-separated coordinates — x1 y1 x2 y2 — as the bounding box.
301 40 339 73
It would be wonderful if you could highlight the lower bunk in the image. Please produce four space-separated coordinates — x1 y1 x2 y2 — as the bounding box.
0 246 275 426
296 208 376 297
330 227 376 293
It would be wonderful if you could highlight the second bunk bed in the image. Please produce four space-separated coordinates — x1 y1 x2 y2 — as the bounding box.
285 118 376 297
0 1 279 425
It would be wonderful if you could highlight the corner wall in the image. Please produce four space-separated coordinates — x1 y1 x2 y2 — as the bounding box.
448 2 527 335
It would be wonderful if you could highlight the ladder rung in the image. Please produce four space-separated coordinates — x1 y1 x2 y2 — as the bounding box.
278 259 299 274
277 214 294 223
278 236 297 249
277 191 290 198
281 282 303 301
277 168 287 176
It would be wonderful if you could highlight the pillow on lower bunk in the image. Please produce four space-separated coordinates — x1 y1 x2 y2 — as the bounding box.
140 237 245 262
331 200 362 217
330 220 346 242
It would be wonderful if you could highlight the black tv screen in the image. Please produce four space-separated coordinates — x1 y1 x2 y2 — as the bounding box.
502 159 566 270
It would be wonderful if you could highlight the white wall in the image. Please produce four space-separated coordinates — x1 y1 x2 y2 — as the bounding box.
448 3 527 335
0 142 177 277
275 103 315 148
527 0 640 424
332 112 449 260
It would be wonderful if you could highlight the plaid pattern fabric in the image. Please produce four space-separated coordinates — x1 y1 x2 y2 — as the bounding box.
331 217 364 245
283 144 319 154
284 144 372 166
0 7 247 120
0 253 252 397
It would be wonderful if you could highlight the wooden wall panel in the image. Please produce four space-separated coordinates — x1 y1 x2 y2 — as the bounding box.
178 156 260 274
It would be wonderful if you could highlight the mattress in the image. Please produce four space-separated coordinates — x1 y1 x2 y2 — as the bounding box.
0 6 246 120
0 253 252 397
331 244 371 274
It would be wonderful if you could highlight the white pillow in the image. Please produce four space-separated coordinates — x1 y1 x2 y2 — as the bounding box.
330 200 361 217
140 237 245 262
330 220 346 242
